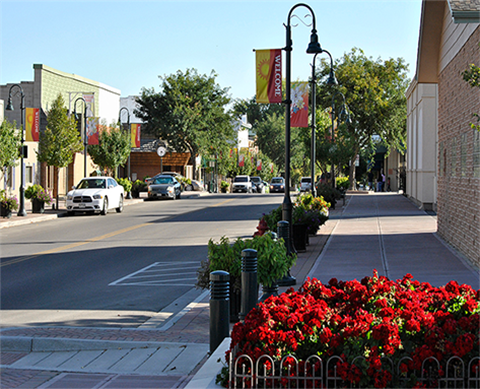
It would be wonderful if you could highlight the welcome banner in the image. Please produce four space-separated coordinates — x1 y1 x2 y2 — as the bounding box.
290 82 309 127
255 49 282 104
25 108 40 141
131 124 141 148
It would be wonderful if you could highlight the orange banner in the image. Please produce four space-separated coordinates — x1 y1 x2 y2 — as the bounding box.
25 108 40 141
256 49 282 104
290 82 309 127
87 117 99 145
131 124 141 148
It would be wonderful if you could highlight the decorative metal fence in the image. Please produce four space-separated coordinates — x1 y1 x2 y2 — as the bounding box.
229 351 480 389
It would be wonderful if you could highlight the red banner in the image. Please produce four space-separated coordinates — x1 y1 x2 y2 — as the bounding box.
131 124 141 148
256 49 282 104
290 82 309 127
87 117 99 145
25 108 40 141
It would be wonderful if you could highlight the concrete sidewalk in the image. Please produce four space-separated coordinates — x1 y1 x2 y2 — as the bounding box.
1 192 478 389
308 192 479 288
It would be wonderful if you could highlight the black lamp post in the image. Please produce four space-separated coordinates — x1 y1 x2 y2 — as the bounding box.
330 90 350 188
310 49 337 197
118 107 132 186
283 3 323 253
73 97 88 177
6 84 27 217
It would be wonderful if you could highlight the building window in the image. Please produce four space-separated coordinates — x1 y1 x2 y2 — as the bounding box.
474 130 480 179
25 166 33 185
460 133 467 177
450 137 457 177
439 141 444 177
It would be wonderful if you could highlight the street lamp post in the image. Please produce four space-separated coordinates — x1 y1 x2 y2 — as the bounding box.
283 3 323 253
119 107 131 186
310 49 337 197
330 90 349 188
6 84 27 216
73 98 88 177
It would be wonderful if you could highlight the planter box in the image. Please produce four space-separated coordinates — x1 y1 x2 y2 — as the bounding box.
32 199 45 214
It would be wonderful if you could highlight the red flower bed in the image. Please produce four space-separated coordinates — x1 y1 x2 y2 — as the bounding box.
227 271 480 388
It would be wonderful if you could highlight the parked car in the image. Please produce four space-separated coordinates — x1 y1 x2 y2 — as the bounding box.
66 176 125 216
145 171 182 185
147 175 182 200
232 175 253 193
300 177 312 192
250 176 265 193
269 177 285 193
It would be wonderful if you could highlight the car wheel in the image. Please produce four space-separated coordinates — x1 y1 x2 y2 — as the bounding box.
101 197 108 215
116 195 124 213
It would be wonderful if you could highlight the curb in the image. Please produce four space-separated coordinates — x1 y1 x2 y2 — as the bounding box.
0 336 198 353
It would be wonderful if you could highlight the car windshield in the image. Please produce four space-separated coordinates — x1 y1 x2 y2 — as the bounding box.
272 178 283 184
234 177 248 182
251 177 261 183
302 178 311 183
77 179 106 189
153 177 174 185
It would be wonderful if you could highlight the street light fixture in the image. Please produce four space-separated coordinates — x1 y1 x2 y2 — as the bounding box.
283 3 323 253
310 49 337 197
119 107 132 198
6 84 27 217
73 97 88 177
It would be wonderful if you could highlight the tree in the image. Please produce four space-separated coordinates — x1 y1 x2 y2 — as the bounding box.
0 119 21 182
38 93 83 206
315 48 409 188
135 69 235 180
88 121 130 177
462 54 480 131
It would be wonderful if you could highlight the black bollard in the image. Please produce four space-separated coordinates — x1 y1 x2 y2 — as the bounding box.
239 249 258 321
276 220 296 286
210 270 230 353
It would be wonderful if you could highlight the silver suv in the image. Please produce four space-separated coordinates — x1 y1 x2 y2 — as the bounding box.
232 175 253 193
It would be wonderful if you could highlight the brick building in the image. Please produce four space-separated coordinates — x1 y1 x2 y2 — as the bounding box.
406 0 480 266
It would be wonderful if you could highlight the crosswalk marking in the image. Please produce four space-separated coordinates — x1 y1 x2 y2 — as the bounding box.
109 262 199 287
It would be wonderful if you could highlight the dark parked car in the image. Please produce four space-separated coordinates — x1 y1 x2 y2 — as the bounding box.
147 175 182 200
250 176 265 193
269 177 285 193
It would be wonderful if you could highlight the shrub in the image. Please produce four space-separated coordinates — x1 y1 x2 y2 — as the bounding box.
116 177 132 193
336 176 350 191
225 271 480 388
196 234 296 292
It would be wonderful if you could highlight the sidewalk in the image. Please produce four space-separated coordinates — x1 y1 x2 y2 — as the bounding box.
1 192 479 389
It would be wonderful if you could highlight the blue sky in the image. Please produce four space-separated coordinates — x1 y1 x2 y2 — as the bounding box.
1 0 422 101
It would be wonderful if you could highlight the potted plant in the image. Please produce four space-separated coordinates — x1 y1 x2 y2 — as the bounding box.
25 184 52 213
131 179 147 198
220 180 229 193
0 190 19 218
117 178 132 198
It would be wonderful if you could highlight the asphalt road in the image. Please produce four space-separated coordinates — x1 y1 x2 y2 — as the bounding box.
0 193 283 328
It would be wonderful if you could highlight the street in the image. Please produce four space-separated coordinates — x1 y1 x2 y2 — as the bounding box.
0 193 282 328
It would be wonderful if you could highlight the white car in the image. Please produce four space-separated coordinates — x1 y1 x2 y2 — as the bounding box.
232 175 253 193
300 177 312 192
66 176 125 216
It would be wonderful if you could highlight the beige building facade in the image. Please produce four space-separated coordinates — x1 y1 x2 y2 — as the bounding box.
406 0 480 266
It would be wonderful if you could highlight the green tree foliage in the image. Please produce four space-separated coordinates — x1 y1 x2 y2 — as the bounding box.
462 52 480 131
38 93 83 205
315 48 409 187
0 119 21 181
88 121 130 177
134 68 235 180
